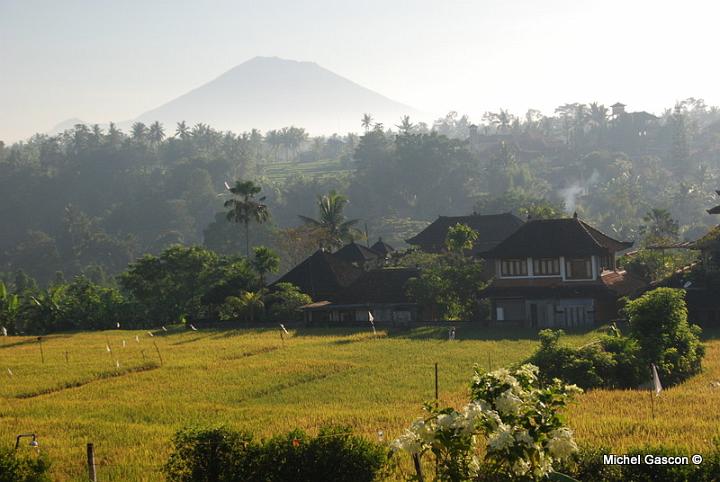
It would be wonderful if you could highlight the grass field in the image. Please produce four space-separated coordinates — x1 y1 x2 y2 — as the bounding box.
260 158 351 182
1 325 719 481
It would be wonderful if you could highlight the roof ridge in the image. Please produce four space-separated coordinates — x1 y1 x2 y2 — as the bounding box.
576 219 605 249
580 220 632 248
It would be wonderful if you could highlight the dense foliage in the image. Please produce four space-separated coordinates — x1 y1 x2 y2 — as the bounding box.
0 245 307 334
0 447 51 482
527 329 645 389
625 287 705 385
3 98 719 286
554 444 720 482
163 426 391 482
528 288 705 389
405 252 487 320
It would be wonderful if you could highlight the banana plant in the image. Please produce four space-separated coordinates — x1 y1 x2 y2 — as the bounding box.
19 284 65 334
0 281 20 334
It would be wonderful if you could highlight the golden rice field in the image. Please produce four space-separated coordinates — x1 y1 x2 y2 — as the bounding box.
1 325 719 481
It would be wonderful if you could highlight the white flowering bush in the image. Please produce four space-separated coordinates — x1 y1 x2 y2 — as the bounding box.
391 364 582 482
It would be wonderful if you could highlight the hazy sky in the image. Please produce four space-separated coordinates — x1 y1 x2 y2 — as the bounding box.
1 0 719 142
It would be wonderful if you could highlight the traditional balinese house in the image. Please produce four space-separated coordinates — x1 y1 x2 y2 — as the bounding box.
406 212 524 279
651 223 720 325
333 241 384 270
407 212 524 255
273 249 362 302
370 238 395 257
301 267 420 323
479 214 641 327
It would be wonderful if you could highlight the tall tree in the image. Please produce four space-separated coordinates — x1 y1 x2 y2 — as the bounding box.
131 122 148 144
148 121 165 145
396 115 414 135
251 246 280 286
445 223 479 255
640 208 679 245
224 181 271 257
299 190 360 250
361 113 374 132
175 121 190 140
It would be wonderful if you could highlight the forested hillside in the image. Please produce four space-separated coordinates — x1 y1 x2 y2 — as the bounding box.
2 98 720 286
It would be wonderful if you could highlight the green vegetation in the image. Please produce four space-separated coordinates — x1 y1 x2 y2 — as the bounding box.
393 364 581 481
528 288 704 389
164 425 391 482
0 446 51 482
298 189 361 249
406 225 487 320
2 326 720 480
0 326 578 481
625 288 705 385
3 98 717 286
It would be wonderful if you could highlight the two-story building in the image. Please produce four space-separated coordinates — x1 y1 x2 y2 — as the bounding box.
479 214 644 327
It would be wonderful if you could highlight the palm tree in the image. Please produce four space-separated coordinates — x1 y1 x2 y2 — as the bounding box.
175 121 190 139
361 113 374 132
588 102 608 128
299 190 361 250
107 122 123 145
641 208 679 244
252 246 280 286
222 290 265 322
237 290 265 322
131 122 148 144
396 115 414 134
148 121 165 145
224 180 271 257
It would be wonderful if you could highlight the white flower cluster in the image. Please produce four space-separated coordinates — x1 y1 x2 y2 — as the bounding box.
547 427 578 459
392 364 582 479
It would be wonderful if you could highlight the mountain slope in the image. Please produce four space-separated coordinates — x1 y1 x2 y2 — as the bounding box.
136 56 421 134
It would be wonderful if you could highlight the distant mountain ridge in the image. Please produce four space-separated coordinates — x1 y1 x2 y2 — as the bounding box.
135 56 421 134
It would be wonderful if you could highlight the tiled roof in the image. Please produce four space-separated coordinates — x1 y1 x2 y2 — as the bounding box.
600 270 648 297
335 267 419 304
484 217 633 258
333 242 382 264
370 238 395 256
273 249 362 301
406 212 524 255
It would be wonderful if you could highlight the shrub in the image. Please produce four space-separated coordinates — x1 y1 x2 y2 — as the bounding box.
163 427 261 482
556 444 720 481
527 329 644 389
392 364 582 481
163 426 391 482
264 283 312 322
625 288 705 386
528 288 705 389
0 446 51 482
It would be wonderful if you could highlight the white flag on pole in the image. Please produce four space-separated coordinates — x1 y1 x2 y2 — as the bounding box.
651 363 662 396
368 311 376 335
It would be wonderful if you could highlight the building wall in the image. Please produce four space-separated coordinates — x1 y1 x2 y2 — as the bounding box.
493 297 599 327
